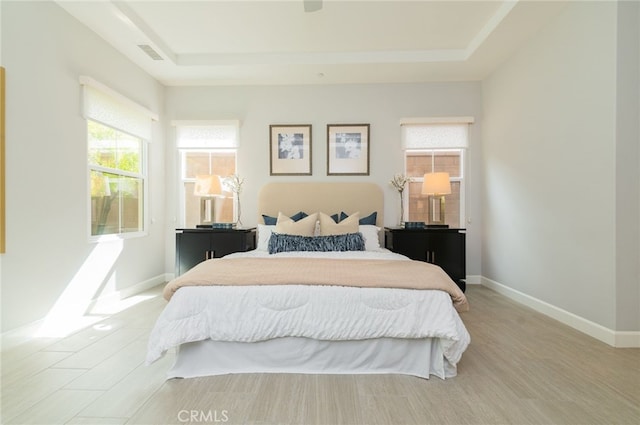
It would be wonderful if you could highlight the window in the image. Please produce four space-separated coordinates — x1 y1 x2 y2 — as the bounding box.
81 76 156 239
174 122 239 227
89 121 145 236
401 119 473 228
405 150 464 227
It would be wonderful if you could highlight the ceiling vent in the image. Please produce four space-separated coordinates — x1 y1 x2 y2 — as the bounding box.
137 44 164 61
304 0 322 13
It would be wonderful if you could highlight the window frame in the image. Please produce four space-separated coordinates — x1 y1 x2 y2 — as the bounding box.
87 120 149 242
173 121 240 228
177 147 238 228
404 148 466 227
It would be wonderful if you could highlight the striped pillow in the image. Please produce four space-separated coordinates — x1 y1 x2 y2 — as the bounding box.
268 232 365 254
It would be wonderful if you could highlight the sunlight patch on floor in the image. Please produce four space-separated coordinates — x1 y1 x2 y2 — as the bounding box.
35 240 123 338
90 293 157 315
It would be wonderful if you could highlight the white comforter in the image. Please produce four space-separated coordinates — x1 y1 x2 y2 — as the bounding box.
146 250 470 365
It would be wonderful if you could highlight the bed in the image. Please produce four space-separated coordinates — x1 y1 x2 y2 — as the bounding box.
147 182 470 380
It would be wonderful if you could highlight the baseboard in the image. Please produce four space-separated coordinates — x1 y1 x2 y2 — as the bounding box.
1 273 169 351
614 332 640 348
480 276 640 348
465 275 482 285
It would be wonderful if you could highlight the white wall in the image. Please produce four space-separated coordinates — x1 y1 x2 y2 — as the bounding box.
481 1 626 330
1 2 166 332
615 0 640 331
164 83 483 277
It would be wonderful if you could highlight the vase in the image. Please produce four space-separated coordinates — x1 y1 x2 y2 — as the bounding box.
235 195 243 229
398 191 405 227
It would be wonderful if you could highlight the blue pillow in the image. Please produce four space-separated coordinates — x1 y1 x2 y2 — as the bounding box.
268 232 365 254
339 211 377 225
262 211 308 225
291 211 308 221
262 215 278 225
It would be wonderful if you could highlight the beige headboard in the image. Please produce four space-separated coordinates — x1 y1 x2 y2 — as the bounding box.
258 182 384 226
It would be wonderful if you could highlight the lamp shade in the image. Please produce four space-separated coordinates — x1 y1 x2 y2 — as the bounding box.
422 172 451 196
194 175 222 196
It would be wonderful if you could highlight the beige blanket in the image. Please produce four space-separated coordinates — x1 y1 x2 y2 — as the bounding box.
164 257 469 312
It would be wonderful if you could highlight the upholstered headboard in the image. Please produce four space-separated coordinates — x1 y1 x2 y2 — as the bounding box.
258 182 384 226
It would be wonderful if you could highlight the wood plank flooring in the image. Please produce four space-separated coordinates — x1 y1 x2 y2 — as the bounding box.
2 285 638 424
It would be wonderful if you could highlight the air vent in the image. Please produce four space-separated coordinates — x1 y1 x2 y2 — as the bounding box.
304 0 322 13
137 44 163 61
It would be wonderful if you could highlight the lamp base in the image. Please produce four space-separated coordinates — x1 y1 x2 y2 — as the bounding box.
428 195 448 227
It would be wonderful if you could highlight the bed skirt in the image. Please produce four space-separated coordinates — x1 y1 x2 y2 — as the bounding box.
167 337 457 380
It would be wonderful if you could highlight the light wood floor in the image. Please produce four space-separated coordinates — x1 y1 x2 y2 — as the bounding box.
2 285 638 425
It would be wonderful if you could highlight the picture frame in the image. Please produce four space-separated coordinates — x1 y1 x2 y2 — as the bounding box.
327 123 370 176
269 124 312 176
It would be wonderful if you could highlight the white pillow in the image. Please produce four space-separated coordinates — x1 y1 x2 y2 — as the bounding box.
359 225 381 251
275 212 318 236
256 224 275 251
319 212 359 236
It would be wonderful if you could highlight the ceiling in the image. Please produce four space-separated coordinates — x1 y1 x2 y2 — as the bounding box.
56 0 568 86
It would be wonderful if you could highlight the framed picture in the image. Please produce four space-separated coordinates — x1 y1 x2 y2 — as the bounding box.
327 123 370 176
269 124 312 176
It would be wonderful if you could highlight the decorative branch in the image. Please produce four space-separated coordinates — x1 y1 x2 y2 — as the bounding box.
224 174 245 227
224 174 244 194
390 173 410 193
390 173 411 225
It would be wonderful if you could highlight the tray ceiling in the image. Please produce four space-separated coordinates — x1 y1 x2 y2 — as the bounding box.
56 0 568 86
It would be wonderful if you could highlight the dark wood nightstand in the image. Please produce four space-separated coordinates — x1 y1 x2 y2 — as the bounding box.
175 228 256 276
385 227 466 292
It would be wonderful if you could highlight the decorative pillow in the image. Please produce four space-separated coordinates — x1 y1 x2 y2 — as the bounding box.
339 211 377 225
359 211 378 225
359 225 381 251
256 224 275 251
262 215 277 225
262 211 307 225
291 211 308 221
319 212 359 236
275 212 318 236
268 232 365 254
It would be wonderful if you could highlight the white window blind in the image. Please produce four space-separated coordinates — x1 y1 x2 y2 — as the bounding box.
80 76 157 141
173 120 240 149
400 117 473 150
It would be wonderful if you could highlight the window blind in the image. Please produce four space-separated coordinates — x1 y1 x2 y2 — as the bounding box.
173 120 240 149
80 76 157 141
400 117 473 150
